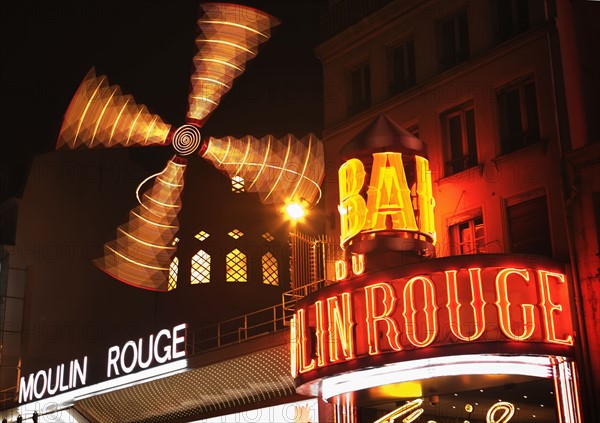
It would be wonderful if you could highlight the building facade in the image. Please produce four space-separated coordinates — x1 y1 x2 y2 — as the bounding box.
308 0 599 421
1 0 598 422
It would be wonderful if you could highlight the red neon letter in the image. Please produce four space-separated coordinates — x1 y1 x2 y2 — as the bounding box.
495 268 536 341
314 301 326 367
537 270 573 346
294 308 315 373
402 276 438 347
364 283 402 355
446 268 486 341
327 293 356 363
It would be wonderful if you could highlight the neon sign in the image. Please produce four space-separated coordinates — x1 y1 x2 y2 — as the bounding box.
291 261 573 378
338 153 436 247
19 323 186 403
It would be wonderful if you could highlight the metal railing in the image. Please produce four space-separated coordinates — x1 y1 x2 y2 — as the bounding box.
186 303 288 356
186 278 336 356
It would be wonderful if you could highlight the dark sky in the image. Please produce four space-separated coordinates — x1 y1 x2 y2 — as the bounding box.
1 0 327 198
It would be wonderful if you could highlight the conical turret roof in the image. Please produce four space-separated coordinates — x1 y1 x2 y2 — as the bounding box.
340 114 427 158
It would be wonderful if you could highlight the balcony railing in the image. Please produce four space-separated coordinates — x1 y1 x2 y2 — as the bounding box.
186 278 335 356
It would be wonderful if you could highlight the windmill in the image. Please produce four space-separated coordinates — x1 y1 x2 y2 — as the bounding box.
55 3 325 292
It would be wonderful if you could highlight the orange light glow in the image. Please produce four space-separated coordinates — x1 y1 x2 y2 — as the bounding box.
95 157 185 292
56 69 171 150
203 134 324 207
446 268 486 341
364 283 402 355
495 268 536 341
188 3 280 121
537 270 573 345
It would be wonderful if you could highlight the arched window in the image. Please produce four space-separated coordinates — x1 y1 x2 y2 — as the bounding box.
168 257 179 291
231 176 245 193
262 252 279 286
226 248 247 282
191 250 211 284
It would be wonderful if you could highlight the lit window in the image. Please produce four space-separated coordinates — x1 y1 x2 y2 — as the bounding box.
191 250 210 284
231 175 245 193
195 230 210 241
262 252 279 286
437 10 469 71
228 229 244 239
262 232 275 242
441 103 478 176
168 257 179 291
389 39 416 95
172 237 180 246
226 249 247 282
347 61 371 116
449 216 486 255
497 77 540 154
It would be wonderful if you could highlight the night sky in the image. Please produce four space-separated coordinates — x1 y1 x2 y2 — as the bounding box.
1 0 327 199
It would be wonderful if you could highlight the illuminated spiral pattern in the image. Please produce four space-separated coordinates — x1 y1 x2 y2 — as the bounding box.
172 124 202 156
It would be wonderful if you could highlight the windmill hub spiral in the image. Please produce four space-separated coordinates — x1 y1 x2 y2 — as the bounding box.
172 124 202 156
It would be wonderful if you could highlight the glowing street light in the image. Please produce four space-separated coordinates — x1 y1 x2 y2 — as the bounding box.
285 202 306 221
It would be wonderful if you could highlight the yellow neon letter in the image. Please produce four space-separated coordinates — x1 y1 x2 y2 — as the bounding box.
335 260 348 281
338 159 367 245
415 155 436 243
364 282 402 355
495 268 536 341
365 153 418 233
351 254 365 276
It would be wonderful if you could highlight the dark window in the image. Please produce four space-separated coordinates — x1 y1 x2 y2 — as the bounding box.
348 62 371 116
449 215 486 255
507 195 552 257
492 0 530 42
389 40 416 95
498 78 540 154
442 104 478 176
438 10 470 71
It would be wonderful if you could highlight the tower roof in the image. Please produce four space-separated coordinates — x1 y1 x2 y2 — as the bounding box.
340 114 427 158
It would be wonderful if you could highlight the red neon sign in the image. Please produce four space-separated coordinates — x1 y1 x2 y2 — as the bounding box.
291 261 574 379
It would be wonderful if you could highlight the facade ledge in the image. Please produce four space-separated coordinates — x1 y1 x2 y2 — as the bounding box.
435 164 483 186
491 139 550 165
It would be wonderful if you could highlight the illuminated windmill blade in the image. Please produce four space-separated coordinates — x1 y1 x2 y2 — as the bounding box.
56 68 171 149
202 134 325 206
94 157 186 292
187 3 280 122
